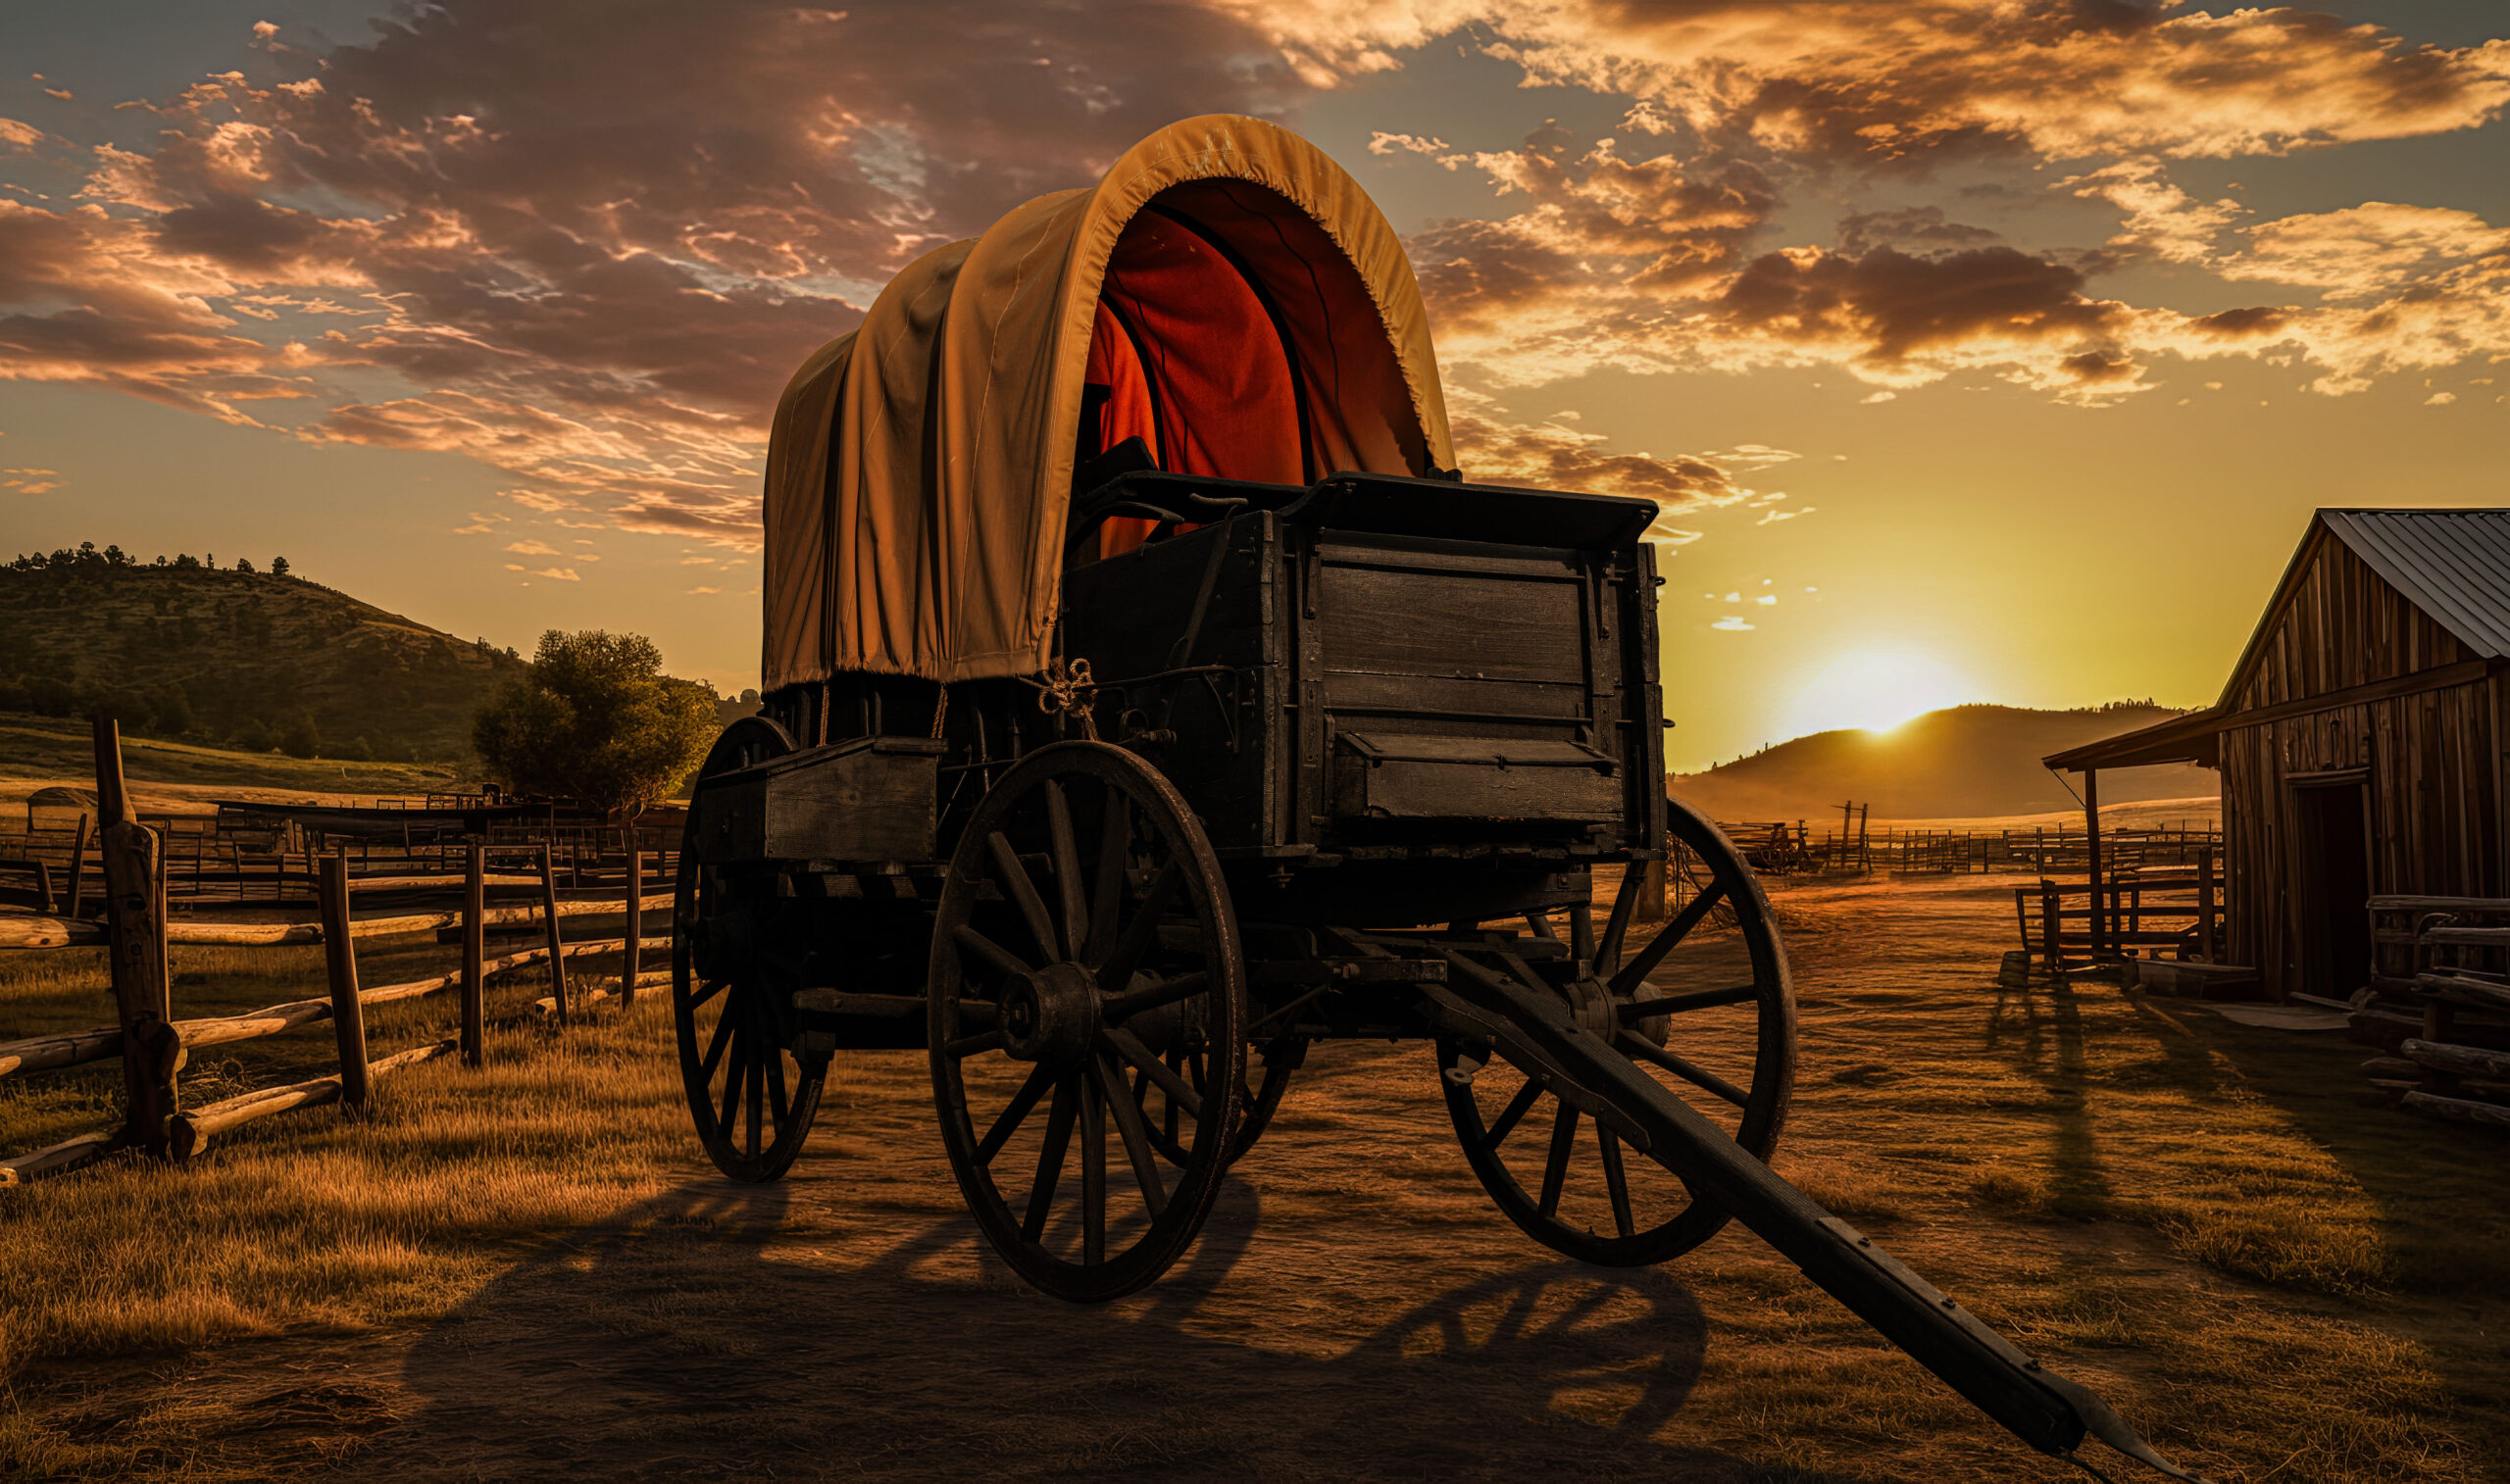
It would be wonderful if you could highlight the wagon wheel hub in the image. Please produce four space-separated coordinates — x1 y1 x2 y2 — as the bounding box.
998 961 1101 1064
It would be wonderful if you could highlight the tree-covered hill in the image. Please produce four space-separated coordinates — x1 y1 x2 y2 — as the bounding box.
0 543 527 764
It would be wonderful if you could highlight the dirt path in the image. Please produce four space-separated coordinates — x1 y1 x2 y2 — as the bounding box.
14 872 2504 1482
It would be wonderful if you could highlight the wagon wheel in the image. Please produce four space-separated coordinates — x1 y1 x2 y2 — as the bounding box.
1438 791 1794 1265
929 741 1248 1302
673 716 828 1184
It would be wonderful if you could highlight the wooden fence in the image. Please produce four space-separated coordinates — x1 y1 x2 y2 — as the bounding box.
1717 818 2221 880
0 720 669 1185
2350 897 2510 1132
2013 851 2224 974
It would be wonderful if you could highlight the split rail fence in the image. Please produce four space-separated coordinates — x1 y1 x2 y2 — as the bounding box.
2010 851 2225 975
0 720 672 1185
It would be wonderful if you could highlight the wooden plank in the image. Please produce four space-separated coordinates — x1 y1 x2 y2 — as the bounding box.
166 1039 456 1160
2401 1038 2510 1080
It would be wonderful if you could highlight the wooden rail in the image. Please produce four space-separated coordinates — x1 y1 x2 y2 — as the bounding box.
2014 851 2222 973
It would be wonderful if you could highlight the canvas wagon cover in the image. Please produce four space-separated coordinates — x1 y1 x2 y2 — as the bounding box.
762 114 1455 689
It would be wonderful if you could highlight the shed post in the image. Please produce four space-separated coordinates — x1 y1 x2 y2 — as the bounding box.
2082 767 2105 960
2197 848 2218 962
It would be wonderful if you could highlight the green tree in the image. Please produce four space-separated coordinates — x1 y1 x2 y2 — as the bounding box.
270 556 290 577
335 735 374 763
232 717 276 753
276 709 321 759
473 629 718 817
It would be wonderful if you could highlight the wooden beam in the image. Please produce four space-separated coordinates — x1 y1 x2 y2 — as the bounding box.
537 843 568 1027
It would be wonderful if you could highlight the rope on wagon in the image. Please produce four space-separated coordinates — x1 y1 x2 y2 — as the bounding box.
1029 658 1099 740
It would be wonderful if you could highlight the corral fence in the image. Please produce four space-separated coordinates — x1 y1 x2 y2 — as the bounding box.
1712 816 2221 882
0 720 674 1185
2348 897 2510 1133
2009 851 2225 975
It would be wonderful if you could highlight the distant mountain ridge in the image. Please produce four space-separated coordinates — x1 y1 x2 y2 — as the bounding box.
1670 703 2216 822
0 551 526 763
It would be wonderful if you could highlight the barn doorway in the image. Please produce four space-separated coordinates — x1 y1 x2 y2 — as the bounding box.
2292 776 2373 999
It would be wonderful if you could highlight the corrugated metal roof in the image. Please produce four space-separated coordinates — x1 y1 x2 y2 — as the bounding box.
2321 508 2510 659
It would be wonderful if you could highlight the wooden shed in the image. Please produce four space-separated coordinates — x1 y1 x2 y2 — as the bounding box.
2046 508 2510 1001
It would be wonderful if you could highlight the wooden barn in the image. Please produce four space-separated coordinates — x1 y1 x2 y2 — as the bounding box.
2047 508 2510 1001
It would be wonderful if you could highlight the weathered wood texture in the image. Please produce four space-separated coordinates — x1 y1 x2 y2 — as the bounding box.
0 896 619 950
164 1038 456 1160
2218 534 2503 998
318 854 373 1113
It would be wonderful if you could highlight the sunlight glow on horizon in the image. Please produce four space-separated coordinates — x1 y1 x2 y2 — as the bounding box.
1782 647 1978 740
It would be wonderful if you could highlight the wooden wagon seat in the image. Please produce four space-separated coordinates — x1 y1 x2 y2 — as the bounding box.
761 115 1456 690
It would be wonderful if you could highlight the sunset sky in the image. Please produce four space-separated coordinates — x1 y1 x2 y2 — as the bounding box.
0 1 2501 770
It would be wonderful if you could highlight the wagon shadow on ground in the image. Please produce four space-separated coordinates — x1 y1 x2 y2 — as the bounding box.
373 1169 1838 1481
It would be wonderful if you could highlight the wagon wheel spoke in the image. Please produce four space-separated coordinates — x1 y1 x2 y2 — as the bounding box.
697 998 737 1079
1080 1067 1108 1266
716 1014 747 1142
946 1029 1008 1059
1598 1125 1635 1238
952 924 1032 980
1618 1032 1751 1107
1087 788 1130 962
979 1062 1060 1164
1593 862 1641 977
744 998 766 1160
1044 780 1089 960
1095 1052 1169 1219
1482 1075 1544 1152
1022 1076 1079 1243
1095 860 1182 991
1098 969 1208 1023
1100 1027 1202 1119
765 1033 791 1125
987 831 1061 964
1605 879 1728 998
1536 1103 1579 1218
684 977 729 1012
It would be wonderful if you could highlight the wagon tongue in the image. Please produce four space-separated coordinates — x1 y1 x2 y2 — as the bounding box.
1421 949 2211 1483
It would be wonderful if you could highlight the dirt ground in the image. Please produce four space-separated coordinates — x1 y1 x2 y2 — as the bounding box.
7 870 2506 1482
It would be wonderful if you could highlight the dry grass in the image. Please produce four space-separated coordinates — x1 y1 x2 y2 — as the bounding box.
0 873 2503 1481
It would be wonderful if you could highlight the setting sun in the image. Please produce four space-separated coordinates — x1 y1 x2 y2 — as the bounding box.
1783 647 1976 738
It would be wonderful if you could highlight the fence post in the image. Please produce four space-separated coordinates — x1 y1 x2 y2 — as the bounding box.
624 847 644 1008
2197 848 2217 962
537 842 569 1026
34 859 53 915
318 852 373 1113
66 812 92 918
461 841 485 1066
2039 878 2060 973
93 719 176 1156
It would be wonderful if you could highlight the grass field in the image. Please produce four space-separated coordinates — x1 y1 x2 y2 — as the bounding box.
1 874 2504 1481
0 713 473 818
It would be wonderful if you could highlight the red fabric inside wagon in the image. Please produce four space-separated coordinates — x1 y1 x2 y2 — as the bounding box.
1088 210 1303 558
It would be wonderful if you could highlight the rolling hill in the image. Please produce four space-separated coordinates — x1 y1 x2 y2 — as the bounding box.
0 551 527 763
1670 703 2217 823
